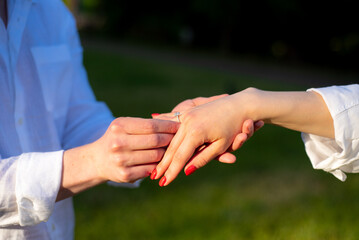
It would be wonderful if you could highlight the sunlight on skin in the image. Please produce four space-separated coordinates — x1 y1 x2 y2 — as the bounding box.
150 88 332 187
151 94 264 186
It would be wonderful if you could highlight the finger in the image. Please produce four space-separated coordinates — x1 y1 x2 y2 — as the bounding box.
114 117 179 134
183 140 228 177
152 129 187 180
156 133 202 185
231 132 248 151
151 112 173 120
242 119 255 137
193 144 235 163
113 133 174 150
152 112 181 122
116 163 158 183
217 152 237 164
119 148 166 166
160 137 204 186
254 120 265 131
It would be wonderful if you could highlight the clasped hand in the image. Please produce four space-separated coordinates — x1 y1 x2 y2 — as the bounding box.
151 93 263 186
89 93 262 186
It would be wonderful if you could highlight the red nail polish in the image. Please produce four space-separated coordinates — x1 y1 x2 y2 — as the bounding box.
159 176 166 187
150 169 157 180
185 165 197 176
151 113 160 118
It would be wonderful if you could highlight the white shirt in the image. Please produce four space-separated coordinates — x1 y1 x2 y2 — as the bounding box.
0 0 114 239
302 84 359 181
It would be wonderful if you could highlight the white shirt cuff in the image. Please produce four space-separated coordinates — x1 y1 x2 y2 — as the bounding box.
302 84 359 181
16 151 63 226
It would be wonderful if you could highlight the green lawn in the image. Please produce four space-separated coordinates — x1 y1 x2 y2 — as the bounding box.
73 48 359 240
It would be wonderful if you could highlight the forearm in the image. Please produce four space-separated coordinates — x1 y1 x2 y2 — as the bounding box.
235 88 334 138
56 144 105 201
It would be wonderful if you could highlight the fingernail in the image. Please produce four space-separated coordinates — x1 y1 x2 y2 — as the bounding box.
159 176 166 187
150 169 157 180
185 165 197 176
151 113 160 118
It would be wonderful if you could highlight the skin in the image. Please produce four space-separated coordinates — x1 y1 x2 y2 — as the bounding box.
153 94 264 164
152 87 334 186
57 96 260 201
1 0 259 203
57 117 179 201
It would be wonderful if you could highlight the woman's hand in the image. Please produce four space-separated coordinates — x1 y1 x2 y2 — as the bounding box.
153 94 237 163
151 93 263 186
152 94 263 164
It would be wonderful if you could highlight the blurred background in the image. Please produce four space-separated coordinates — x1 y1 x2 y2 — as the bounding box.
63 0 359 239
65 0 359 75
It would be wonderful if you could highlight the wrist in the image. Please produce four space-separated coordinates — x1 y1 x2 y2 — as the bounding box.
231 87 264 122
81 142 108 184
59 144 106 200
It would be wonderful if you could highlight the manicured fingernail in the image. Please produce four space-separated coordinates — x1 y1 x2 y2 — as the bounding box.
150 169 157 180
151 113 160 118
159 176 166 187
185 165 197 176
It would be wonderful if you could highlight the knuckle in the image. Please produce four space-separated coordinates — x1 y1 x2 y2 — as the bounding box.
151 134 161 146
195 157 208 168
118 168 132 182
110 141 120 151
110 118 126 132
110 138 127 151
145 120 156 131
112 153 126 166
172 150 185 163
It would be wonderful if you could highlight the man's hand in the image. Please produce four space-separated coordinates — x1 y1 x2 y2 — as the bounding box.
57 117 179 201
92 117 179 182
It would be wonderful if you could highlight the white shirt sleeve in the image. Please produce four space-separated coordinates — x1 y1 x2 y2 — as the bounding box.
0 151 63 227
302 84 359 181
60 13 114 149
59 12 140 189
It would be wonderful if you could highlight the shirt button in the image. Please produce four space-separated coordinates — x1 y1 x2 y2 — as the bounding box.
18 118 23 125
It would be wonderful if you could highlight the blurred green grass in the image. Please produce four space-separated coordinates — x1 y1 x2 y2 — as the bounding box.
74 48 359 240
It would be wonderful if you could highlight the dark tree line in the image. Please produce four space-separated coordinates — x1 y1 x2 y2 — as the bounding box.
87 0 359 71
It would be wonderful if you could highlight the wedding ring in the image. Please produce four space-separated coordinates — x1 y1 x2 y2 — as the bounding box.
174 112 181 122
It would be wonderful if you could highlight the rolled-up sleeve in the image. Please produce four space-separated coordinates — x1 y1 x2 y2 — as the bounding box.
302 84 359 181
0 151 63 227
